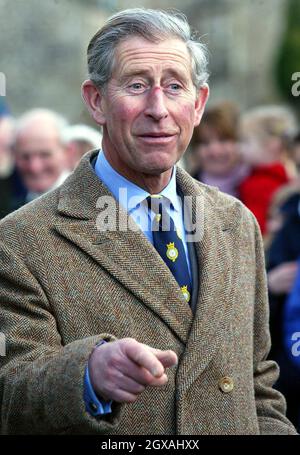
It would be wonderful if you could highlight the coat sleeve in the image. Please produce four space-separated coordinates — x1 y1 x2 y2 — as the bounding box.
250 213 298 434
0 221 122 434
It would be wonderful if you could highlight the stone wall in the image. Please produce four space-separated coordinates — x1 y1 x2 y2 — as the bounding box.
0 0 289 121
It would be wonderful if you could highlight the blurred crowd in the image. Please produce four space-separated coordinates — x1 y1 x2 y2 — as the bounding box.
0 101 300 430
0 105 102 219
189 100 300 431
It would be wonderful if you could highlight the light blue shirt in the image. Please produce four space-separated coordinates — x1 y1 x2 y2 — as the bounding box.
94 150 191 276
84 149 192 417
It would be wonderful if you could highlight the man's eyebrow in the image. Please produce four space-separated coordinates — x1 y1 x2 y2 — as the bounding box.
120 67 190 82
164 68 189 82
121 69 151 80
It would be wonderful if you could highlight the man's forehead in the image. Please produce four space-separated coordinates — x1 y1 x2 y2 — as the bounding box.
17 121 59 139
16 128 61 149
113 36 192 70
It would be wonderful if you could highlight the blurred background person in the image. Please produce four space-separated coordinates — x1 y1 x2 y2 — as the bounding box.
13 108 70 206
64 124 102 171
283 257 300 431
0 111 15 218
265 130 300 430
0 114 14 179
238 105 298 236
267 192 300 360
290 131 300 175
189 101 249 198
0 105 26 219
265 131 300 245
266 191 299 247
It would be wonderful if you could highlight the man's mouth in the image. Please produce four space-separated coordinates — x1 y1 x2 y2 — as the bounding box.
139 131 176 137
137 132 177 143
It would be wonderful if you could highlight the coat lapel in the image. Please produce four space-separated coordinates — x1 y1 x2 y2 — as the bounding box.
175 167 234 390
54 151 193 344
55 151 236 377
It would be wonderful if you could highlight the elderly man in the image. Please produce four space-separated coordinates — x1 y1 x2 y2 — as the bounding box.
0 9 296 435
64 124 103 170
13 108 70 205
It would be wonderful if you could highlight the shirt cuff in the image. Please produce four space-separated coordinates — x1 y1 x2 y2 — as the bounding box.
83 341 113 416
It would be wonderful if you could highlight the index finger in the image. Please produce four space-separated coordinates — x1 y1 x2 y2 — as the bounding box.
124 341 164 378
142 345 178 368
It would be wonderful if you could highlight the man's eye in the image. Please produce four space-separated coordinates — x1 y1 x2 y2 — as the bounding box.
129 83 144 90
168 83 182 91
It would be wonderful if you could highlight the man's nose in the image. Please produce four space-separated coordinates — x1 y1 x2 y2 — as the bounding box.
144 87 168 121
27 156 44 174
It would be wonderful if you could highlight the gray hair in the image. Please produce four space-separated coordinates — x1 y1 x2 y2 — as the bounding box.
64 124 102 149
14 108 69 145
87 8 209 91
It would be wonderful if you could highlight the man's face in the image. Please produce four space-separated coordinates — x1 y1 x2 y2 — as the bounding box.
15 123 66 193
96 37 208 180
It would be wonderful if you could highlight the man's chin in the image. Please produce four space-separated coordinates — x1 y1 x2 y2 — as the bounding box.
139 164 173 177
139 156 178 175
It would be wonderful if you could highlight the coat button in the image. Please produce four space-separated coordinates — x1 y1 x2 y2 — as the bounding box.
219 376 234 393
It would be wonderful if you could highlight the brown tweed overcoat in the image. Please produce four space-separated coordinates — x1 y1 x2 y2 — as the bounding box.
0 150 297 434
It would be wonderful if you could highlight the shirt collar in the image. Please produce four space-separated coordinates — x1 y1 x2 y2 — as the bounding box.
94 150 180 213
156 166 180 212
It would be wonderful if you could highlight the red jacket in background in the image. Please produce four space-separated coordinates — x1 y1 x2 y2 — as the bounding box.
238 162 289 235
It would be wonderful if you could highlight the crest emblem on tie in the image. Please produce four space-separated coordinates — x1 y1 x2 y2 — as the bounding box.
181 285 191 302
166 242 178 262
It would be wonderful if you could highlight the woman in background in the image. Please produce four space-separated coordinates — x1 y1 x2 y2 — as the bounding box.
189 101 249 198
238 105 298 235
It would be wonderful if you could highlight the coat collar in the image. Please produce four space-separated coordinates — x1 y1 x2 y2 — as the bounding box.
56 150 237 387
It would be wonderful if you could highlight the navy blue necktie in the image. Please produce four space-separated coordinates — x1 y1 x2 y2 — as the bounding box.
146 195 192 304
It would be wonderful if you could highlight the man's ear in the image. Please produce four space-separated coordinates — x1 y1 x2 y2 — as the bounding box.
194 83 209 127
81 79 106 126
